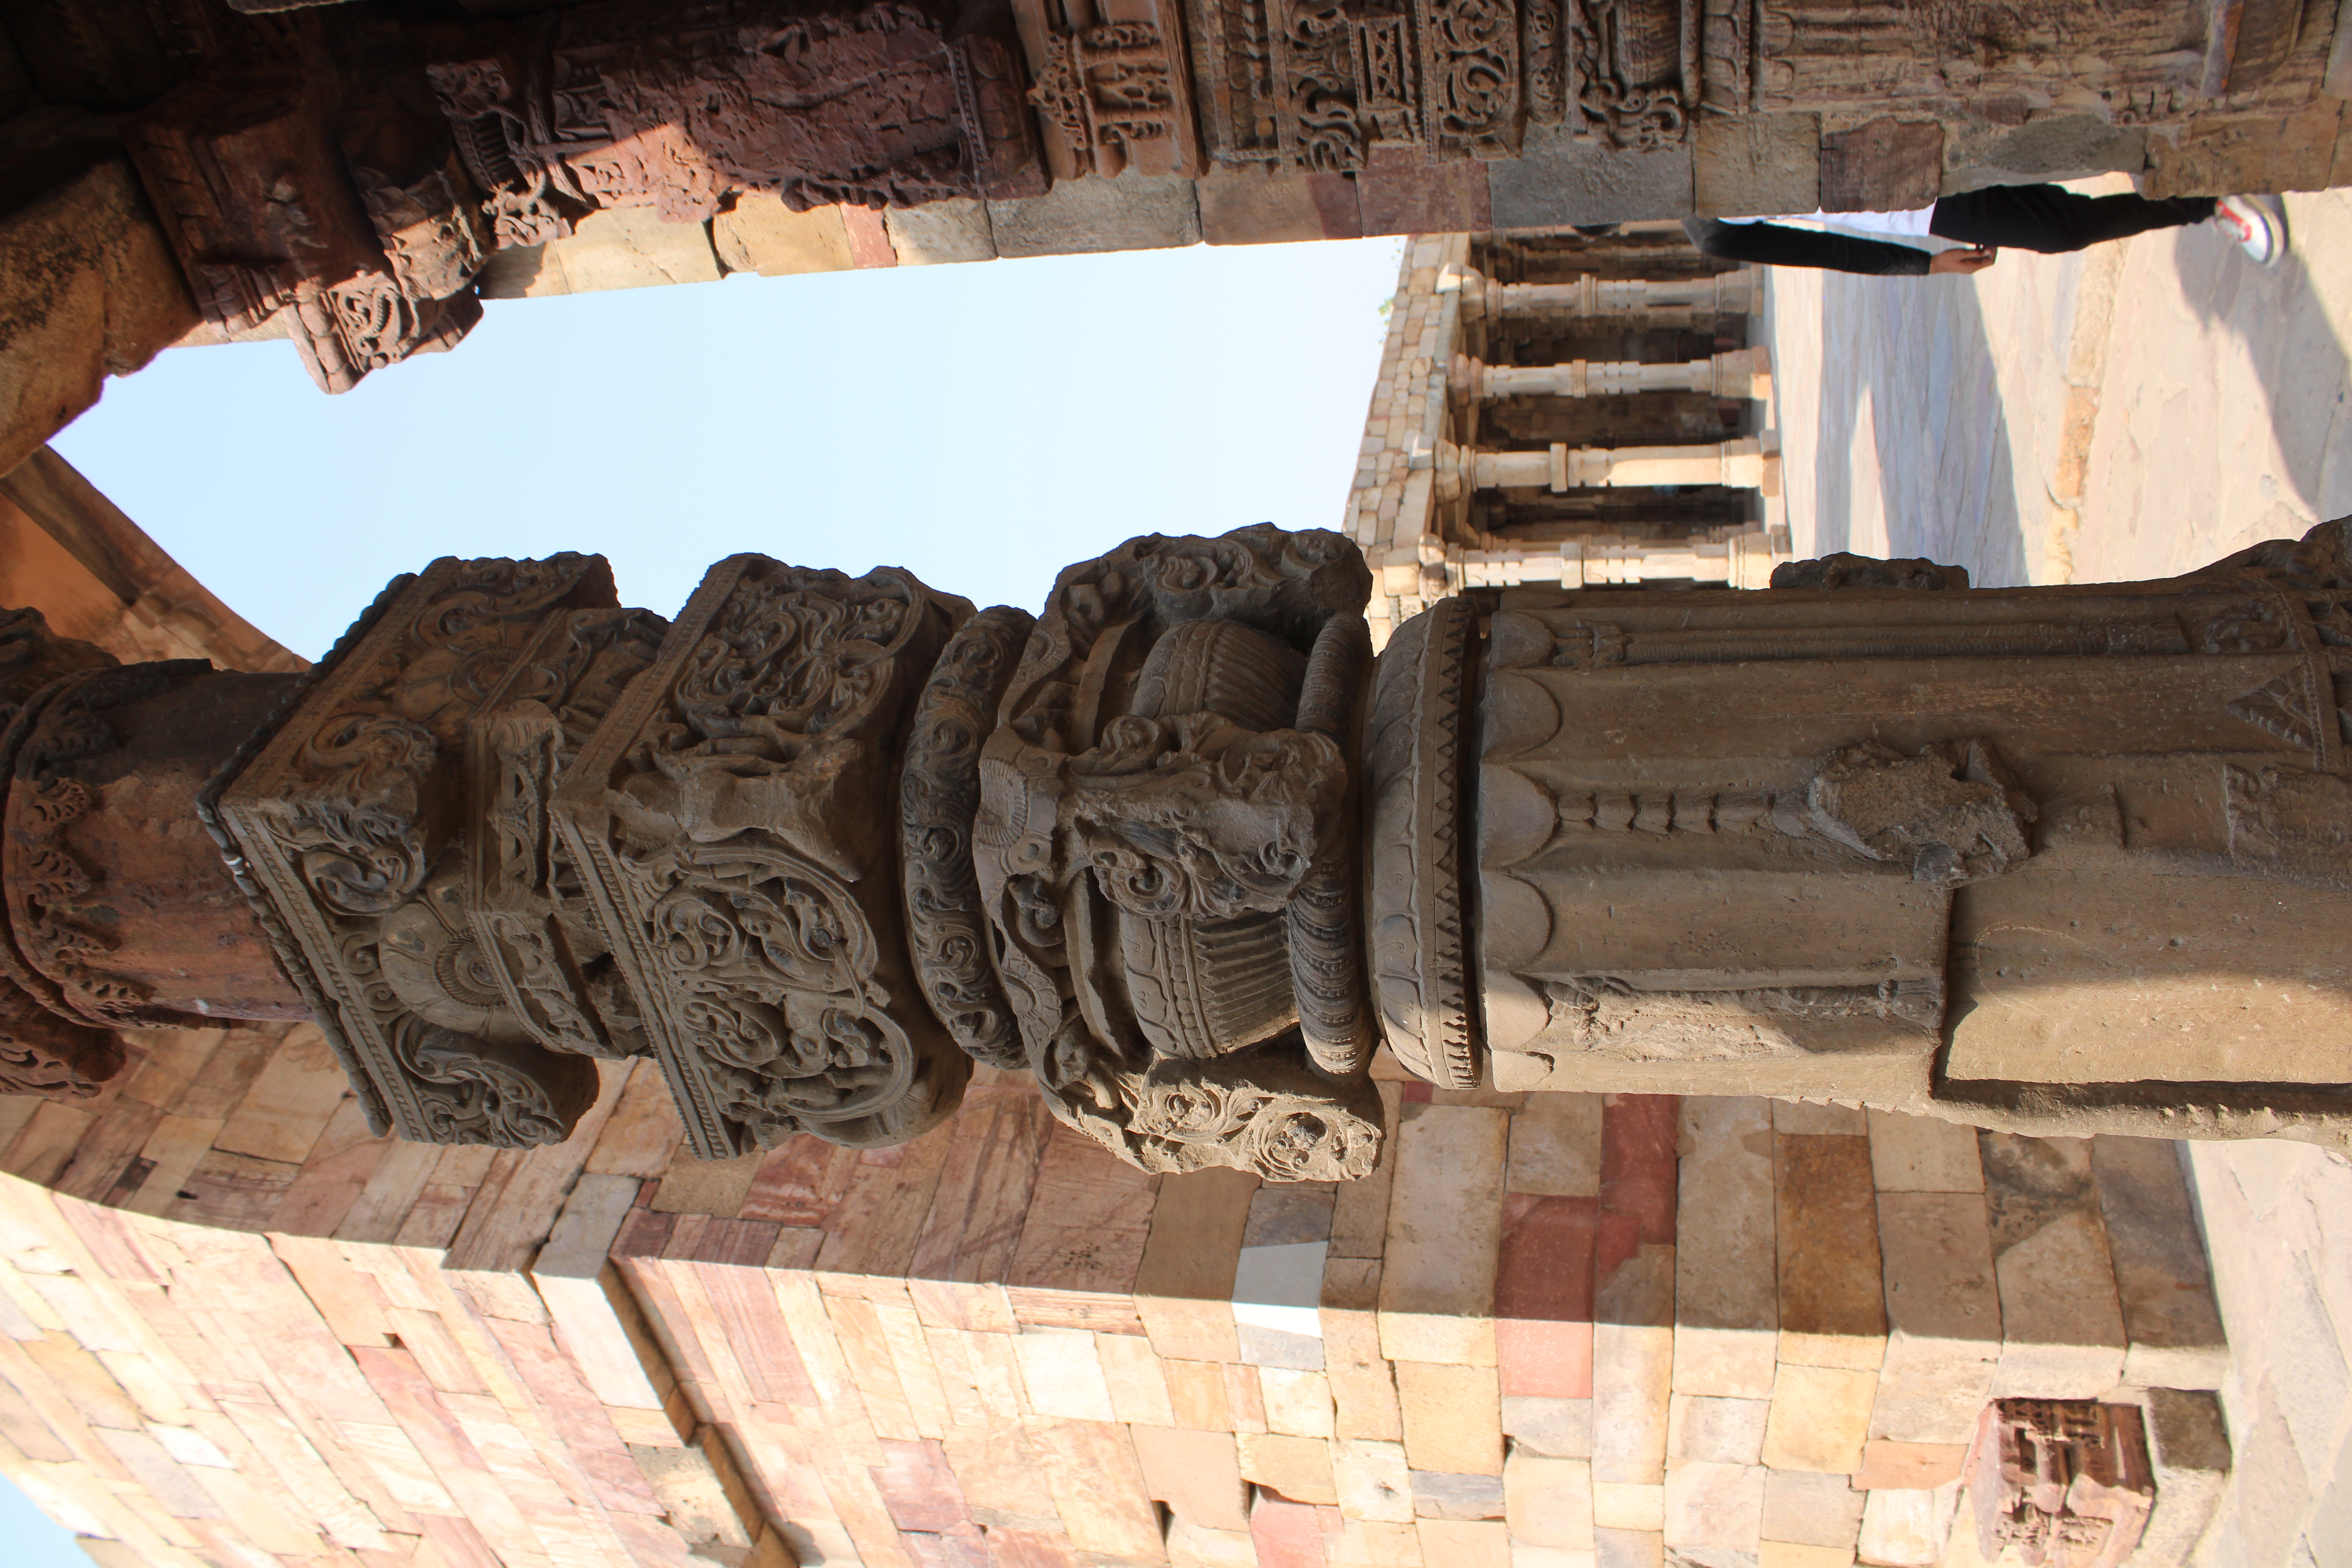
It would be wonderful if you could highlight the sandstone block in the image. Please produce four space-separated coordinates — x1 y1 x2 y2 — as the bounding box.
1509 1549 1600 1568
479 206 722 297
1853 1480 1959 1568
2141 103 2344 198
1252 1493 1326 1568
2135 1387 2229 1566
1851 1440 1965 1490
1335 1438 1415 1523
1872 1191 1997 1445
987 173 1201 258
1327 1518 1424 1566
1325 1297 1405 1443
1411 1469 1506 1520
1662 1460 1765 1557
1592 1324 1672 1485
1262 1368 1336 1437
1666 1396 1768 1466
1979 1135 2126 1398
1499 1318 1593 1401
1381 1105 1506 1367
1396 1361 1502 1475
1818 119 1945 211
1502 1396 1594 1459
711 194 854 275
1773 1103 1866 1136
1359 148 1492 235
1509 1095 1604 1197
1196 168 1363 243
1760 1366 1876 1474
1241 1326 1326 1370
1504 1451 1593 1549
1760 1544 1854 1568
1676 1099 1776 1399
1775 1135 1886 1371
1 158 199 477
1942 115 2148 192
1169 1519 1261 1567
1693 114 1822 217
1488 124 1693 229
1759 1468 1865 1550
1015 1328 1115 1421
1593 1526 1664 1568
883 198 996 263
1132 1426 1250 1532
1238 1432 1338 1506
1866 1113 1983 1193
1592 1483 1664 1532
2090 1138 2227 1390
1417 1519 1511 1568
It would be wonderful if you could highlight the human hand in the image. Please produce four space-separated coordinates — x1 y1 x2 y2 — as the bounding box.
1928 247 1997 275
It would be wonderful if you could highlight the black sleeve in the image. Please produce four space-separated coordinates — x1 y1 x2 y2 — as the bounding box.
1681 217 1935 277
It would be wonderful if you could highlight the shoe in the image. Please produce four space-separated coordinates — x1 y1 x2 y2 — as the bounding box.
2215 194 2288 265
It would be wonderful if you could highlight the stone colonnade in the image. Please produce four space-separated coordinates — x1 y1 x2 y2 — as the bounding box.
1345 229 1789 645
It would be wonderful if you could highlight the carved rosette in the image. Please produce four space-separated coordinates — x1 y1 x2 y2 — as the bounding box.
551 556 975 1159
970 526 1383 1181
207 556 622 1147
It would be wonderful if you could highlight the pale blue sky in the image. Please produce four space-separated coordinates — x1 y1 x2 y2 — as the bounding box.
12 232 1404 1563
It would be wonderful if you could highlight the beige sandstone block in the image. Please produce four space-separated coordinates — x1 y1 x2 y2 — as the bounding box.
1418 1518 1510 1567
1592 1482 1664 1532
1014 1329 1116 1421
1852 1440 1966 1490
1328 1518 1425 1566
1979 1136 2126 1398
1853 1481 1959 1568
882 198 996 263
1262 1368 1337 1438
1238 1432 1338 1505
1775 1134 1885 1372
1502 1396 1593 1459
1666 1396 1767 1465
1593 1526 1664 1568
479 206 723 297
710 194 854 275
1662 1460 1765 1556
1507 1095 1603 1196
1131 1426 1249 1532
1871 1192 1997 1445
1773 1103 1866 1135
1760 1366 1876 1474
1675 1100 1777 1400
1168 1520 1260 1567
1503 1451 1593 1549
1396 1360 1502 1475
1759 1544 1854 1568
1509 1550 1599 1568
1760 1467 1865 1549
1381 1105 1507 1367
1865 1113 1982 1193
2089 1138 2228 1391
1592 1324 1672 1484
1335 1438 1416 1523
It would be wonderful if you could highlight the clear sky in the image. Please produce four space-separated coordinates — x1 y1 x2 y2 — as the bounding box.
11 231 1403 1563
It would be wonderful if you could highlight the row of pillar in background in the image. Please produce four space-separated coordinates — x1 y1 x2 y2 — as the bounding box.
1452 265 1759 322
1441 434 1784 498
1455 347 1773 403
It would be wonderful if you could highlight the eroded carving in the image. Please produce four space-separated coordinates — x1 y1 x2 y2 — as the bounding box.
1968 1401 2153 1568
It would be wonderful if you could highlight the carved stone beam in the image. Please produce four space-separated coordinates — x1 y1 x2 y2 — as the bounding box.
1454 347 1772 401
1452 266 1757 319
1438 437 1779 497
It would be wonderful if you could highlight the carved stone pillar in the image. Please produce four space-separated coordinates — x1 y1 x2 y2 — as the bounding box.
1442 436 1779 495
1457 266 1758 320
1455 347 1771 402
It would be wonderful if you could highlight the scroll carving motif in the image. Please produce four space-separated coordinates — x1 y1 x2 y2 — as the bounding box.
426 0 1047 226
552 557 973 1159
1967 1401 2153 1568
1416 0 1522 158
209 556 620 1146
973 526 1382 1180
1028 15 1206 178
1566 0 1687 149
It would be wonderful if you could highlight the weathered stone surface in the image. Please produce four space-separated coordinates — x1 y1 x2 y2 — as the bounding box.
1818 118 1945 212
1395 1361 1502 1475
1196 169 1363 245
1853 1439 1967 1489
1662 1459 1765 1559
1132 1426 1250 1532
1693 114 1822 217
1408 1467 1504 1519
1674 1098 1776 1399
2141 103 2346 198
1503 1396 1594 1459
1774 1134 1885 1371
1867 1112 1983 1192
1593 1483 1665 1532
1359 149 1492 236
1594 1524 1664 1568
987 172 1201 257
1238 1432 1338 1505
1759 1364 1876 1474
1488 125 1693 230
711 196 855 276
1980 1135 2127 1398
1855 1480 1960 1568
1381 1104 1506 1366
1332 1438 1414 1523
1509 1094 1603 1196
1504 1450 1593 1549
883 199 998 264
477 208 724 298
1759 1467 1865 1550
0 158 197 477
1592 1324 1672 1485
1940 115 2148 194
2089 1138 2228 1390
1665 1396 1767 1466
1873 1191 1998 1445
2136 1387 2230 1566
